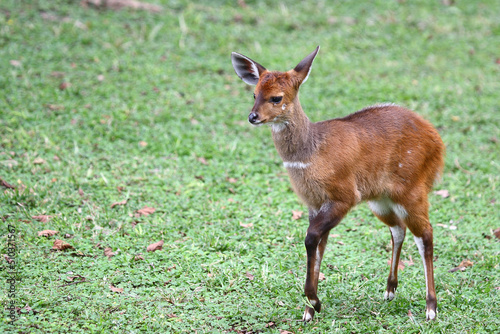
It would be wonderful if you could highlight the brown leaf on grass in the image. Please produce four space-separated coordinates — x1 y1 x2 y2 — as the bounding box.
33 157 46 165
32 215 52 223
292 210 303 220
167 313 177 318
197 157 208 165
227 177 237 183
449 259 474 272
10 60 21 67
78 188 85 197
38 230 58 237
104 247 115 258
494 227 500 239
82 0 163 12
434 189 450 198
110 199 127 208
245 272 254 281
136 206 156 216
402 256 415 267
50 71 66 78
318 272 326 281
109 285 123 293
279 330 294 334
134 255 144 261
59 82 71 90
67 274 85 282
138 141 147 147
46 104 65 110
0 177 15 189
52 239 73 251
239 222 253 228
146 240 164 252
265 322 275 328
4 254 13 264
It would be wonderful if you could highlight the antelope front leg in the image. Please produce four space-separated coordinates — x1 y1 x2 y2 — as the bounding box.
302 203 346 322
303 235 329 321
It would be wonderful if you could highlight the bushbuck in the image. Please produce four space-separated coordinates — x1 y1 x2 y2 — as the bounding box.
231 46 445 322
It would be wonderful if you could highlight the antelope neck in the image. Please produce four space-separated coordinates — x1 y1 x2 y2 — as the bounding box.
271 99 316 163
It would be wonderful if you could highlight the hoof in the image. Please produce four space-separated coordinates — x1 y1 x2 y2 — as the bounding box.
383 291 395 300
302 307 315 322
426 308 436 321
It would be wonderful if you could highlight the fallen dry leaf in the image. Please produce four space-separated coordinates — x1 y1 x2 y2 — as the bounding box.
82 0 162 12
110 199 127 208
402 256 415 267
0 177 15 189
197 157 208 165
138 141 147 147
67 274 85 282
46 104 65 110
449 259 474 272
494 227 500 239
147 240 164 252
227 177 237 183
265 322 275 328
109 285 123 293
52 239 73 251
104 247 115 258
4 254 13 264
239 222 253 228
134 255 144 261
292 210 303 220
279 330 294 334
59 82 71 90
434 189 450 198
32 215 52 223
50 71 66 78
38 230 58 237
167 313 177 318
318 272 326 281
246 272 254 281
10 60 21 67
136 206 156 216
33 157 46 165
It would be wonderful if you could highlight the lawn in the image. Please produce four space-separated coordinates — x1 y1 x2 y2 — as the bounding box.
1 0 499 333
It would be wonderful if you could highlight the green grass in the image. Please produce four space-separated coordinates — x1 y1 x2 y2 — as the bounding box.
1 0 499 332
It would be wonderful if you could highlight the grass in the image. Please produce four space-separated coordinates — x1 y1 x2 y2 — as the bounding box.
1 0 499 332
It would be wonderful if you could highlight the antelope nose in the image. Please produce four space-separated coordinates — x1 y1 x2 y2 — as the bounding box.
248 112 259 124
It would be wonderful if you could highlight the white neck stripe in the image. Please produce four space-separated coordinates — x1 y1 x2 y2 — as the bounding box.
283 161 311 169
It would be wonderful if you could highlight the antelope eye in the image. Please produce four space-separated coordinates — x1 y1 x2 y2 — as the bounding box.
270 96 283 104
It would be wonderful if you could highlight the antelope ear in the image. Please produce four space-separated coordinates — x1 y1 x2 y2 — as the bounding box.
231 52 267 85
293 46 320 85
